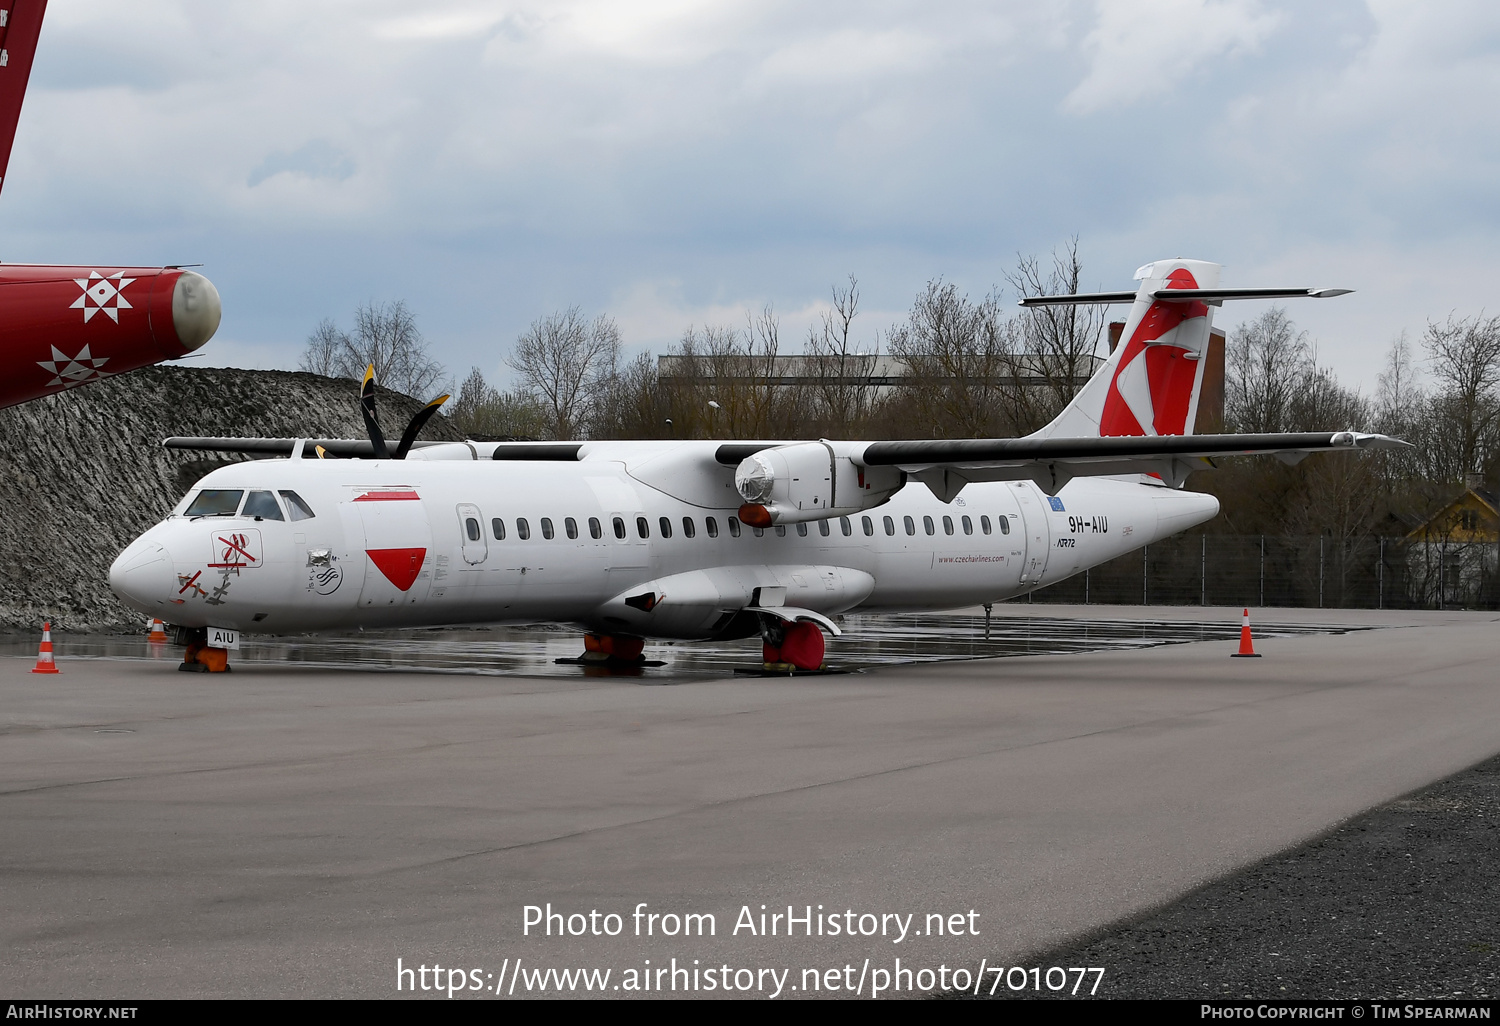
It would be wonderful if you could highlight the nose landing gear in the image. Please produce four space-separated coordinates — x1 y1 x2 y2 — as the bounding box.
174 627 231 673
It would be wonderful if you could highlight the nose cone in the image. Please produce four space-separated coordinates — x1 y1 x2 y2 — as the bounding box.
110 541 175 614
171 270 222 351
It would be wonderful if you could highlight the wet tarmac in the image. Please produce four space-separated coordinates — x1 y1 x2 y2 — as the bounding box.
1 611 1372 678
5 606 1493 999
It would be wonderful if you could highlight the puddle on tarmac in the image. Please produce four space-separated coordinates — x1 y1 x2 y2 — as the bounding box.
0 614 1371 680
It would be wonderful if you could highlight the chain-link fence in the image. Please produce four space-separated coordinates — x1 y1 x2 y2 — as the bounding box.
1029 534 1500 610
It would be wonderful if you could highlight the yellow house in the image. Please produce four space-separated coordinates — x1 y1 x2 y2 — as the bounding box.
1405 483 1499 607
1407 486 1500 544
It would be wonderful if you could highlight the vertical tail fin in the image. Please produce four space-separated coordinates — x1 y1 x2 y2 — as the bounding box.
1032 258 1218 439
0 0 48 197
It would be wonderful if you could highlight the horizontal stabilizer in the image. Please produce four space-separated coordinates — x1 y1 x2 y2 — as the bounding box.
1020 287 1352 308
1018 291 1137 307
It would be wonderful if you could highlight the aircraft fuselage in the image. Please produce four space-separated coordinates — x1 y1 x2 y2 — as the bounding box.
111 442 1219 640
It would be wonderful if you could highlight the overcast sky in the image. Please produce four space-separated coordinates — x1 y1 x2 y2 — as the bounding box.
5 0 1498 396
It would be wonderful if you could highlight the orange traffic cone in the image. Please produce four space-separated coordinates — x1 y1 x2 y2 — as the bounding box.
147 618 168 643
1231 608 1261 658
31 621 60 674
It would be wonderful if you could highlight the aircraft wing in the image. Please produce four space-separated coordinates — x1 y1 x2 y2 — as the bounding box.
850 430 1408 497
166 430 1409 500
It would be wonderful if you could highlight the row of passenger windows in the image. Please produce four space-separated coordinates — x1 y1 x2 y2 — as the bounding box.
469 512 1012 542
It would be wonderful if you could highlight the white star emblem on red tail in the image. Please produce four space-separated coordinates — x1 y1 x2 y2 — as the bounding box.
70 270 135 323
37 344 111 388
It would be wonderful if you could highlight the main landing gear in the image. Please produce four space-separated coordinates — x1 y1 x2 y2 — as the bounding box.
555 633 665 668
759 619 827 673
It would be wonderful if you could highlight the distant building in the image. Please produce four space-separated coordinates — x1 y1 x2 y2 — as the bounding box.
656 323 1223 431
656 352 1105 400
1404 478 1500 608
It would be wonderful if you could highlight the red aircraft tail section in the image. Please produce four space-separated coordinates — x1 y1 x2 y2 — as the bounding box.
0 0 48 196
1030 259 1219 440
1024 259 1351 443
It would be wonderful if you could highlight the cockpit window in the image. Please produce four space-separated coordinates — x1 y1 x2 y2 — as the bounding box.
184 490 243 517
279 490 316 521
243 490 285 521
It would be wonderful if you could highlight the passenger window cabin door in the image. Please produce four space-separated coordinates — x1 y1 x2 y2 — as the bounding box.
457 503 487 565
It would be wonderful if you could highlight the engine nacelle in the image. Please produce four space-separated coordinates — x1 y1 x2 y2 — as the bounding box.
734 441 903 526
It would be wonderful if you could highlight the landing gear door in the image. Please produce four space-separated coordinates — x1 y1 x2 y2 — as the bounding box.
1013 483 1051 586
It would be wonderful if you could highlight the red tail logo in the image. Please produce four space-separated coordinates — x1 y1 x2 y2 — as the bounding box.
1098 268 1208 437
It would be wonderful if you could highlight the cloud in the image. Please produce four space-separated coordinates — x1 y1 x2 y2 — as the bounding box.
750 29 942 88
247 141 356 188
8 0 1500 398
1065 0 1282 113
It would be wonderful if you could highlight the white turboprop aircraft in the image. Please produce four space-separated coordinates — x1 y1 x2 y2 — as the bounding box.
110 259 1403 672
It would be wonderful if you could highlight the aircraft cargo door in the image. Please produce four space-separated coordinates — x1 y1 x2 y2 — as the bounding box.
346 488 434 608
1012 483 1051 586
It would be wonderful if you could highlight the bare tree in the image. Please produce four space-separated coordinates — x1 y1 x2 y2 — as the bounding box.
299 318 345 377
451 367 495 424
449 367 550 440
1422 312 1500 481
590 351 672 440
1376 332 1422 433
298 301 446 398
351 301 447 398
885 280 1024 437
1225 307 1312 433
1007 237 1107 416
508 308 621 440
805 275 878 433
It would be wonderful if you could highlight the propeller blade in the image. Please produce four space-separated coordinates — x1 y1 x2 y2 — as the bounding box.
359 364 391 459
315 445 331 460
394 393 451 459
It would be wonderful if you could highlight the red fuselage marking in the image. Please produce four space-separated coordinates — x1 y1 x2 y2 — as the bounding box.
354 491 421 502
212 533 258 567
366 548 427 591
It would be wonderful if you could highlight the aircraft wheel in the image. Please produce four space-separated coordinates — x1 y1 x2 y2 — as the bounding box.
584 634 644 661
